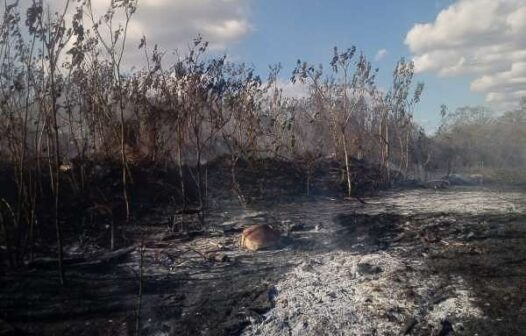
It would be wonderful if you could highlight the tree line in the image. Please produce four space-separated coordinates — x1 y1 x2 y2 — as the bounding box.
431 102 526 181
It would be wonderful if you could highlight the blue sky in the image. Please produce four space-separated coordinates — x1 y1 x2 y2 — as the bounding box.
226 0 485 132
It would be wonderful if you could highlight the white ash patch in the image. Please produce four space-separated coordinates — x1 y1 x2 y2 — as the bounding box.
373 187 526 215
242 251 484 336
240 210 268 220
423 280 484 333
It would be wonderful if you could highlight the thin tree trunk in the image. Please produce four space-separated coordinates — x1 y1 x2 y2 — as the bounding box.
384 122 390 183
231 155 245 206
342 133 352 198
195 138 205 226
177 133 186 209
120 110 130 223
51 69 65 285
404 130 410 176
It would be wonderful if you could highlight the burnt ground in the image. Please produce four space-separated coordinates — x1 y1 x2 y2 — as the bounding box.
242 187 526 336
1 185 526 335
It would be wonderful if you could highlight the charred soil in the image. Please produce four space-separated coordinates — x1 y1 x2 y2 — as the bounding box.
1 159 525 335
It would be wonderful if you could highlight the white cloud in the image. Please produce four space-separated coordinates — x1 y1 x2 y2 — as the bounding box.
405 0 526 110
88 0 252 61
133 0 251 48
2 0 253 68
272 79 309 99
374 49 388 62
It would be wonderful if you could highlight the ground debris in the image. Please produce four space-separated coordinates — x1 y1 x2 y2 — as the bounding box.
27 246 135 269
2 186 526 335
242 251 483 336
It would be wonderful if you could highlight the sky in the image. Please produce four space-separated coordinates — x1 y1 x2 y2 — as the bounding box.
229 0 482 131
6 0 526 132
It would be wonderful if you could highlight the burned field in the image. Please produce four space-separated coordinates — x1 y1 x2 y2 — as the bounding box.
1 1 526 335
1 183 526 336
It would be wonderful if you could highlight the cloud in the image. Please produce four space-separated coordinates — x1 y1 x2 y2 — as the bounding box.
142 1 250 49
0 0 251 69
374 49 388 62
405 0 526 110
90 0 251 48
270 79 309 99
278 79 309 98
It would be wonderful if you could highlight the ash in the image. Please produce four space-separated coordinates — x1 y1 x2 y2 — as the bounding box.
243 252 483 336
241 186 526 335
